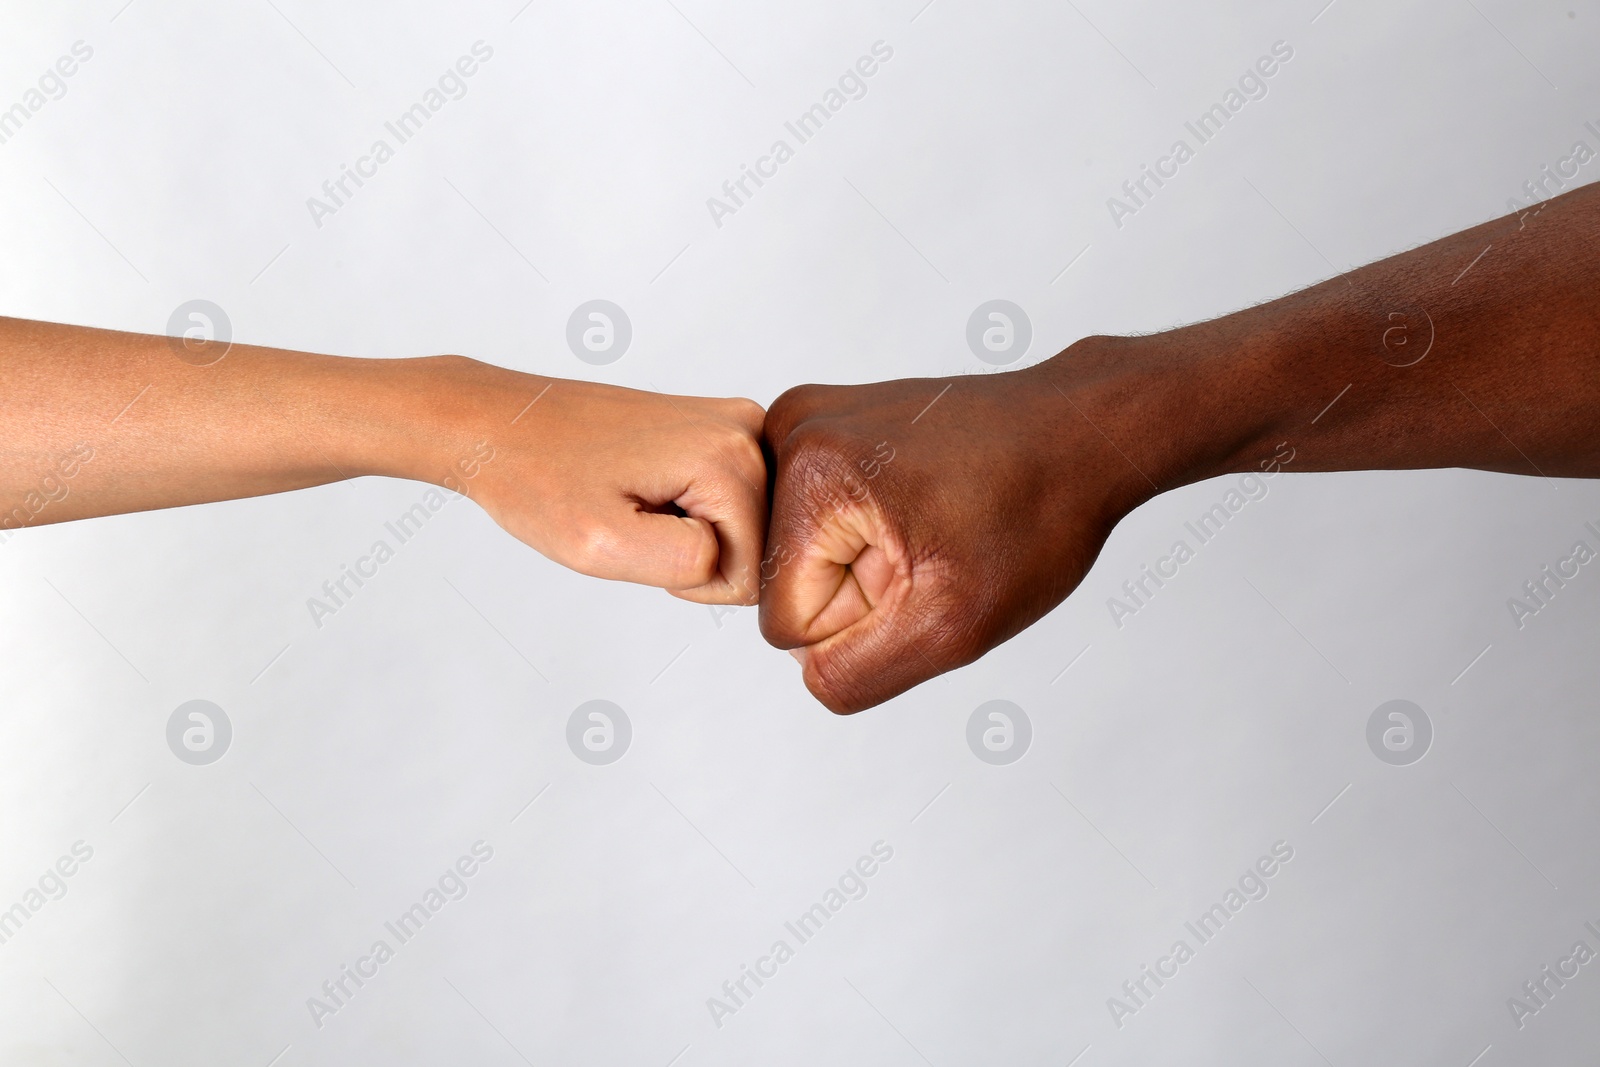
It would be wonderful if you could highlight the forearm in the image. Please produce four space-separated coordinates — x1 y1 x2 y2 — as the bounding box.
1048 179 1600 495
759 180 1600 710
0 316 479 527
0 316 766 600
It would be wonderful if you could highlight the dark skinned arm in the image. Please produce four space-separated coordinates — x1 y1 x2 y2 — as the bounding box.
760 181 1600 712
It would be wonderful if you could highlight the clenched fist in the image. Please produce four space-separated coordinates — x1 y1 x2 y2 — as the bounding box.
762 181 1600 712
0 318 769 606
758 337 1184 713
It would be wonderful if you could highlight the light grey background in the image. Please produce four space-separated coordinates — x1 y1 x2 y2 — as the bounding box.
2 0 1599 1063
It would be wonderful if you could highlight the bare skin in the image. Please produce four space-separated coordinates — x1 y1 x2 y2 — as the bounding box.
761 181 1600 713
0 318 767 605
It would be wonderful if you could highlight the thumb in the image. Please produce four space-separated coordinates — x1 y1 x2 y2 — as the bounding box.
762 453 942 713
588 507 720 590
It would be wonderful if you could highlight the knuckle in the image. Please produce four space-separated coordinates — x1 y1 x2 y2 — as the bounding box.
768 383 820 416
715 420 757 454
568 520 620 575
698 427 766 496
725 396 765 431
779 424 849 476
778 435 874 515
763 384 829 448
728 432 767 486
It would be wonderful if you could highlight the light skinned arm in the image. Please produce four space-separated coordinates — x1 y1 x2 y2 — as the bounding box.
0 317 767 604
760 180 1600 711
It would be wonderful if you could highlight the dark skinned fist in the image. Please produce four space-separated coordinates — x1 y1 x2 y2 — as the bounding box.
758 337 1185 713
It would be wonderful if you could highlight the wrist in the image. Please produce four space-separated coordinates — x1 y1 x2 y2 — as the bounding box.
339 354 518 495
1028 332 1285 505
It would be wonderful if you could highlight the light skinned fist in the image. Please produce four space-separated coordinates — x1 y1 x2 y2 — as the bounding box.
430 358 768 605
